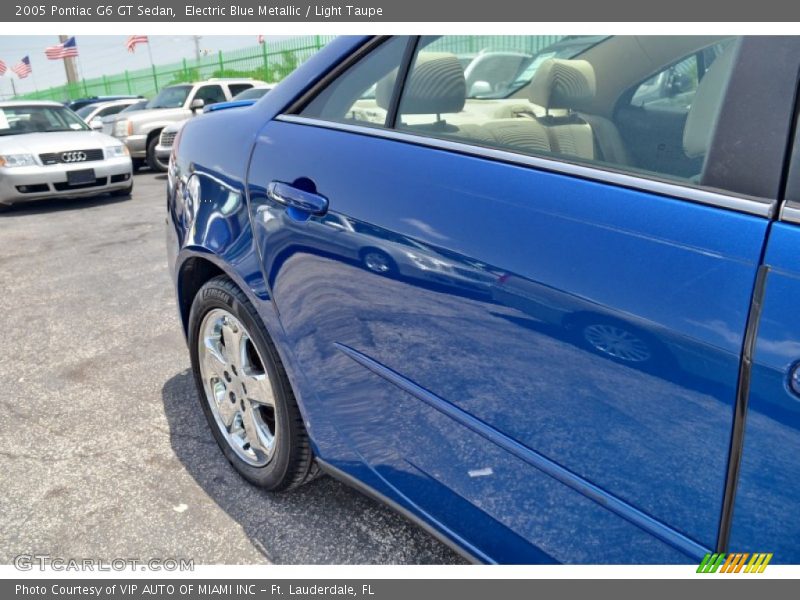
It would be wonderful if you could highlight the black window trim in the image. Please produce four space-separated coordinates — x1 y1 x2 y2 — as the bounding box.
282 35 800 219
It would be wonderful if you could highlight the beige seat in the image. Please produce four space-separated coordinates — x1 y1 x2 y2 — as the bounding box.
527 58 598 161
486 58 630 165
682 43 737 163
376 53 467 131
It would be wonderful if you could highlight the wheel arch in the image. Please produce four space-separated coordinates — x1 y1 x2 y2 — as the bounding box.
146 127 164 147
176 255 226 336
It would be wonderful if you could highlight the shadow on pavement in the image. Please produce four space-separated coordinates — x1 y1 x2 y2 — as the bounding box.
160 369 465 564
0 192 132 217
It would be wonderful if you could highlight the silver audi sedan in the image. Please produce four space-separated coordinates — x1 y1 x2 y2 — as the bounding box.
0 101 133 208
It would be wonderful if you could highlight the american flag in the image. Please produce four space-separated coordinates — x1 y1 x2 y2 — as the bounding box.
0 59 6 76
45 36 79 60
257 35 265 44
12 56 32 79
126 35 148 53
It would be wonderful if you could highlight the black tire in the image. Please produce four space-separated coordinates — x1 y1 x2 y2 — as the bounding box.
188 275 319 491
110 182 133 197
131 158 144 173
146 135 168 172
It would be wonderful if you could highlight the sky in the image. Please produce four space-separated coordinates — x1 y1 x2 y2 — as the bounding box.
0 35 294 98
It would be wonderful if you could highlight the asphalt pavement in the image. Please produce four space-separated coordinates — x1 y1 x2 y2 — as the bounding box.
0 172 464 565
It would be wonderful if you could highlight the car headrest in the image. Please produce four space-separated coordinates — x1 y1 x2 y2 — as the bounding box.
683 44 737 159
528 59 596 110
376 52 466 115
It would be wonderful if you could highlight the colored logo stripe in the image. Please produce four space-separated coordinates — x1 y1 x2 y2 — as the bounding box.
697 552 772 573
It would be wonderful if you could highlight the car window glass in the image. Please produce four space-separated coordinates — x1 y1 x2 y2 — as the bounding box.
299 37 410 128
98 105 125 117
148 86 191 109
396 35 739 186
228 83 253 96
0 105 88 135
75 104 99 118
193 85 227 106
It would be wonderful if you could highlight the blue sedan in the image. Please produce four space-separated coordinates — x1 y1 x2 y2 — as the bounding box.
166 35 800 564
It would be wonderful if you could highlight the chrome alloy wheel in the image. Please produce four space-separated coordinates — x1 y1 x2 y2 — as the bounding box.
198 308 277 466
582 323 652 363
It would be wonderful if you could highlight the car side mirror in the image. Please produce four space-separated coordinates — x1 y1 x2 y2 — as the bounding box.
89 117 103 131
469 80 492 97
190 98 205 112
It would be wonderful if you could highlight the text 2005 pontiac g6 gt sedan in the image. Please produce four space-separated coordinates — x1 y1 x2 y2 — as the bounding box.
167 35 800 564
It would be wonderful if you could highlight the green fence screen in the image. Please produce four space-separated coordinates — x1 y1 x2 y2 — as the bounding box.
19 35 336 102
20 35 565 102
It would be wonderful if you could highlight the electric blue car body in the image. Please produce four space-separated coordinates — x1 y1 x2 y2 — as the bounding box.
167 35 800 564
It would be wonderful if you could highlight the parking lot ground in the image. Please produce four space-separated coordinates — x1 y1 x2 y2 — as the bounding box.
0 172 464 565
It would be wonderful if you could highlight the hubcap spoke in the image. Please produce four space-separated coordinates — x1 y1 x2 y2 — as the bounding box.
217 394 239 429
241 402 267 455
243 372 275 407
202 345 228 383
220 320 245 369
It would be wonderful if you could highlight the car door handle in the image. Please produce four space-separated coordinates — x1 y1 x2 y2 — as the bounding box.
267 181 329 216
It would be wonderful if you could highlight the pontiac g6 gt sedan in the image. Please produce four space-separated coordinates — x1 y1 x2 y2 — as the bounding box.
0 101 133 208
167 35 800 564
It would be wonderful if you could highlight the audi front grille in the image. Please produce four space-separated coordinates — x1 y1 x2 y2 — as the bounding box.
39 149 105 165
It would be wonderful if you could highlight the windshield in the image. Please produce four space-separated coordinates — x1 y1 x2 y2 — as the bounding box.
146 85 191 109
75 103 100 118
0 105 90 136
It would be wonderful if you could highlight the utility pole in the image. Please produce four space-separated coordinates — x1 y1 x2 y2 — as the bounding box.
192 35 202 63
59 35 79 85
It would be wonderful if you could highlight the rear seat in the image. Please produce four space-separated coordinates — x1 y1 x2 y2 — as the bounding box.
487 58 629 165
376 52 629 166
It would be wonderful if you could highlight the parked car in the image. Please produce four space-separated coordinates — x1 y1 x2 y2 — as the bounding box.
0 100 133 208
166 35 800 564
112 78 264 172
98 100 148 136
66 95 143 112
155 89 275 163
74 98 144 130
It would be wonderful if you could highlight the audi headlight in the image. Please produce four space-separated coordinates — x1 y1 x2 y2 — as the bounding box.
105 145 130 159
0 154 36 168
113 119 129 137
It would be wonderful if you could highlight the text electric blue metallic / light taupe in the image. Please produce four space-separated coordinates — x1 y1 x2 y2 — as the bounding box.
166 35 800 564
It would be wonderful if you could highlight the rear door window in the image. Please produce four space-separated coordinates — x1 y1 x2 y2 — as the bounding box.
394 36 739 185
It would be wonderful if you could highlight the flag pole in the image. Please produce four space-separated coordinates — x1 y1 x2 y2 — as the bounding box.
146 38 155 69
59 35 80 87
145 37 157 92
